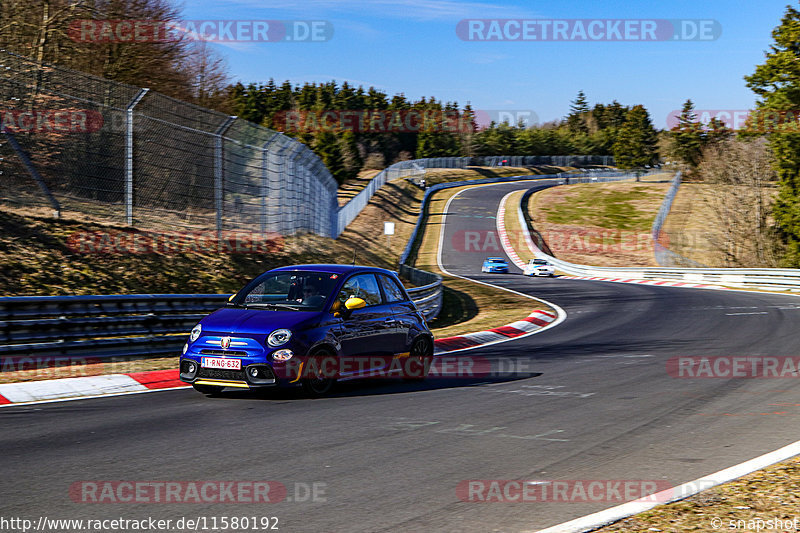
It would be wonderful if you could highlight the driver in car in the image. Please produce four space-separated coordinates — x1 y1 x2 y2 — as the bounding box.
299 285 325 306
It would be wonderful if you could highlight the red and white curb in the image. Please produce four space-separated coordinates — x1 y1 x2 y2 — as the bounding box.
556 274 726 290
434 309 557 354
0 370 186 406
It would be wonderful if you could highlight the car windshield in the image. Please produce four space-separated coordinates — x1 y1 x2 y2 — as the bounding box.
488 259 506 263
533 260 548 265
231 271 339 312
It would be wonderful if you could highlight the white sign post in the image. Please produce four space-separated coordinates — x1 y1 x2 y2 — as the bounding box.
384 221 395 248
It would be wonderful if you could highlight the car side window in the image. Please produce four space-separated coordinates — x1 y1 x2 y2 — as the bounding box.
379 274 407 303
337 274 383 307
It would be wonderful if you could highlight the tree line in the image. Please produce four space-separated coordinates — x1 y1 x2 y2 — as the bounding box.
665 3 800 268
228 81 662 183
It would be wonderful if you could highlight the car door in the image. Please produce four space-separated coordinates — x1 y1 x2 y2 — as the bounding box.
377 274 415 355
334 273 396 376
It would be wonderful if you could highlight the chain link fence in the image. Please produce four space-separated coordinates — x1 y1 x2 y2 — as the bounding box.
0 48 339 237
0 48 618 241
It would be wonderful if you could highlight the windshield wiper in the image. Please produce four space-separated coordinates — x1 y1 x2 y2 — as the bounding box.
246 302 301 310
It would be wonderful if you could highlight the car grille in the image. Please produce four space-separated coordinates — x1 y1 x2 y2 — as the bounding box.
196 366 277 382
200 349 248 356
197 368 246 381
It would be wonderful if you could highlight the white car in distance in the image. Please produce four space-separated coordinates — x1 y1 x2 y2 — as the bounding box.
523 258 555 277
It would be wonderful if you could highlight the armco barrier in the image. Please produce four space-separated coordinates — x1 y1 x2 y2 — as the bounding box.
516 184 800 291
400 264 443 321
0 282 443 363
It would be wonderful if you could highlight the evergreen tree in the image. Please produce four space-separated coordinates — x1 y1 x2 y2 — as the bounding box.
567 90 590 134
744 4 800 265
670 99 704 168
313 131 348 184
612 105 660 168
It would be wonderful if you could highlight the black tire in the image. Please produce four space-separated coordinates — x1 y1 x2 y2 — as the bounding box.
193 383 224 395
301 349 337 397
404 336 434 381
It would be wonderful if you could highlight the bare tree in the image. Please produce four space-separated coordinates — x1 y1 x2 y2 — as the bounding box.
0 1 90 65
0 0 230 106
184 40 230 109
699 138 780 266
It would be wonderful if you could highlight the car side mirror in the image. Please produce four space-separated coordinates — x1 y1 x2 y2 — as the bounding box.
345 297 366 310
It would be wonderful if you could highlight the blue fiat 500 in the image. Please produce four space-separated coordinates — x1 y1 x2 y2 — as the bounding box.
180 265 434 396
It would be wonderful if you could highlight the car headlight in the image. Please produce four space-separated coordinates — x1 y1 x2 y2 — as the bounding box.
189 324 202 343
267 329 292 347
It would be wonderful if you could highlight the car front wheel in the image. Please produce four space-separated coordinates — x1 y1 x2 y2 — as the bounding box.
302 349 338 397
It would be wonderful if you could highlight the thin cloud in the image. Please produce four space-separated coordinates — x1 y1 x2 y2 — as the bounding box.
219 0 533 21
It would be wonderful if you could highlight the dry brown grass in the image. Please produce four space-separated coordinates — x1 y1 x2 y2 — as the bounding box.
594 455 800 532
660 182 779 268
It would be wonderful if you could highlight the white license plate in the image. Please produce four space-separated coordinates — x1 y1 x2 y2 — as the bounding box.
201 357 242 370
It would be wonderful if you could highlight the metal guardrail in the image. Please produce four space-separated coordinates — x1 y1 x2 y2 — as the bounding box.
0 294 228 361
399 264 442 321
0 285 443 363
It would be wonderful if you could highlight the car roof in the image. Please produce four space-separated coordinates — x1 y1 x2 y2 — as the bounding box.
267 264 398 276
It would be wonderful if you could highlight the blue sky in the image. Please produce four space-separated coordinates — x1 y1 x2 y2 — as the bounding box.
181 0 792 128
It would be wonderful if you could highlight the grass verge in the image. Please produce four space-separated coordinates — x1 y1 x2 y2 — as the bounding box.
594 455 800 532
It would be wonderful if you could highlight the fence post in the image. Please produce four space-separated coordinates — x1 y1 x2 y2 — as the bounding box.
1 129 61 218
214 116 237 237
125 88 149 226
260 133 280 235
268 136 291 235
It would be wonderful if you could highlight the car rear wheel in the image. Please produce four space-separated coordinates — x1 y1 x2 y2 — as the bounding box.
302 349 337 397
193 384 224 395
404 336 433 381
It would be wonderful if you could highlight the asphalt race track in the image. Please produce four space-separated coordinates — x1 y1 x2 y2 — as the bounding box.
3 180 800 532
